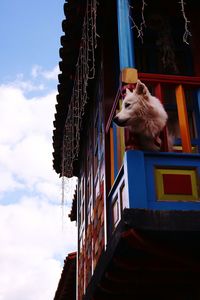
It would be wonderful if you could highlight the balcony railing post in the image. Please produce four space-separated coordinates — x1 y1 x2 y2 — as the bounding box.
154 83 169 152
175 85 192 153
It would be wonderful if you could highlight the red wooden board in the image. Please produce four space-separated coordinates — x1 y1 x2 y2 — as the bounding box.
163 174 192 195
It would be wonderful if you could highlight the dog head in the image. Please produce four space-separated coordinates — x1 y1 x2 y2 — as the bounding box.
113 80 150 127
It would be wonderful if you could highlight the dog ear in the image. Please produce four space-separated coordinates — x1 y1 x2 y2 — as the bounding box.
135 80 149 97
125 88 132 95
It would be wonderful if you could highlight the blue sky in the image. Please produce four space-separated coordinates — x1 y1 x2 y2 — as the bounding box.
0 0 64 81
0 1 77 299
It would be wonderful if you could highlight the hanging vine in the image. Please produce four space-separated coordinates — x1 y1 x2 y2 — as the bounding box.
129 0 147 43
129 0 192 44
61 0 98 206
179 0 192 44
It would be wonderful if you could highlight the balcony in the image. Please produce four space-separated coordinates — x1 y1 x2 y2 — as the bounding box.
106 73 200 232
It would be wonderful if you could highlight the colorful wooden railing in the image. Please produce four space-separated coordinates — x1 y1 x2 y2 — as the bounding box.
139 73 200 153
106 73 200 188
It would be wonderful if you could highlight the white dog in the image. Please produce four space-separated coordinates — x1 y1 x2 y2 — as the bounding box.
113 80 168 150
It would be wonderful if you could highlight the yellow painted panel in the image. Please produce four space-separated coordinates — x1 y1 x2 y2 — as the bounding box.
110 128 114 186
119 99 125 163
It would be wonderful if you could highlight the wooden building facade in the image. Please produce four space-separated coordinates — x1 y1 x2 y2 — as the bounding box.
53 1 200 299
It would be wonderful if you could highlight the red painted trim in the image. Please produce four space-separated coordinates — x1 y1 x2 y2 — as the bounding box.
139 73 200 86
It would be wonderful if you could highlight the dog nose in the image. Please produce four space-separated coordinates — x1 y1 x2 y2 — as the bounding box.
113 116 119 125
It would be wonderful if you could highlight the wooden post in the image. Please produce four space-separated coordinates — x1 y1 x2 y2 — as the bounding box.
175 85 192 153
116 0 135 70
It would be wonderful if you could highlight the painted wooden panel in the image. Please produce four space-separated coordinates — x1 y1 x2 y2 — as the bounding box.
123 151 200 210
155 168 199 201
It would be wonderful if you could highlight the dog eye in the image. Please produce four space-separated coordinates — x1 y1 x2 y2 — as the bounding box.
125 103 131 109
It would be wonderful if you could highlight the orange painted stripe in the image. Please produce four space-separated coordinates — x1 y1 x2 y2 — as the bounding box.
117 127 125 169
175 85 192 153
117 127 121 169
118 99 125 164
120 127 125 162
110 128 115 186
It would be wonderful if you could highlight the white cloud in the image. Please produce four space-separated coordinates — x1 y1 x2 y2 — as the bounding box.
1 65 59 96
0 82 77 200
31 65 59 81
0 84 60 196
0 199 76 300
42 65 59 80
0 75 77 300
0 167 23 195
7 73 45 93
